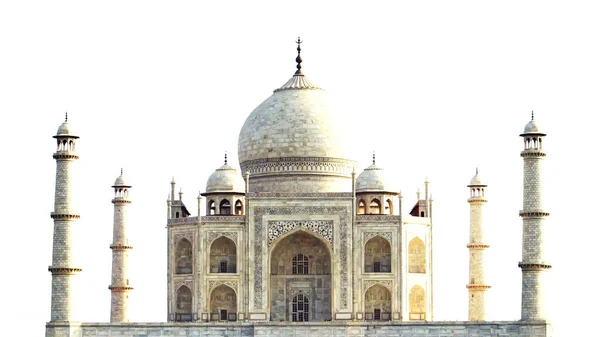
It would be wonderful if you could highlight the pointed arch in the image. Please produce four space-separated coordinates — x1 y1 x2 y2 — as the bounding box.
357 199 366 214
369 199 381 214
210 285 236 321
234 199 243 215
175 238 192 274
210 236 236 273
384 199 393 215
175 285 192 321
408 237 426 274
409 285 426 320
364 236 391 273
220 199 231 215
364 284 391 321
208 200 216 215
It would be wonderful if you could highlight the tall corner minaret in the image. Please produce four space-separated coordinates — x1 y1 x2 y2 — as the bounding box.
466 168 490 321
519 113 551 321
109 169 133 322
49 113 81 323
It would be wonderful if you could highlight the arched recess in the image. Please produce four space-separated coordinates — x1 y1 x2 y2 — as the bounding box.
175 285 192 321
408 237 426 274
357 200 366 214
175 239 193 274
369 199 381 214
364 284 391 321
210 236 236 273
364 236 391 273
210 285 236 321
269 230 331 322
384 199 393 215
208 200 216 215
220 199 231 215
234 200 243 215
409 285 426 320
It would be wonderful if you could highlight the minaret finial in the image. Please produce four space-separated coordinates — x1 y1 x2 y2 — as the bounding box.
531 110 534 120
224 151 228 165
121 168 123 176
372 151 376 165
295 37 303 75
476 167 479 175
65 112 68 122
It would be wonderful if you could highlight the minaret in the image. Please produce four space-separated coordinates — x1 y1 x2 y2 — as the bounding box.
48 113 81 323
109 169 133 322
466 168 490 321
519 113 551 321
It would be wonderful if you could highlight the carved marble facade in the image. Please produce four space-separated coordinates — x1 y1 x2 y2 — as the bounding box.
166 192 432 322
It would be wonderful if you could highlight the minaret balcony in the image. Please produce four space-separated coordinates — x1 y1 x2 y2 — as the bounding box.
52 152 79 160
110 244 133 250
48 266 82 275
520 150 546 158
518 262 552 271
50 212 80 220
519 210 550 217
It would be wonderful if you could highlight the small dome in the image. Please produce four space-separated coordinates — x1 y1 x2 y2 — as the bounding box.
356 163 395 193
206 162 245 194
54 121 79 139
468 169 486 187
523 119 540 134
113 170 131 187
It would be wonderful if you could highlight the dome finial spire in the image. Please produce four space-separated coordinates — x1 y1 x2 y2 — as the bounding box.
120 168 123 175
224 151 228 165
295 37 303 76
476 167 479 175
372 151 376 165
531 110 534 121
65 111 68 122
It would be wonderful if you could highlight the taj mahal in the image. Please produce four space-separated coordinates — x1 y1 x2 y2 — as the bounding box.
46 40 552 336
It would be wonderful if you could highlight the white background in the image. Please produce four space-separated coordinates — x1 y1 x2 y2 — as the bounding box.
1 1 598 336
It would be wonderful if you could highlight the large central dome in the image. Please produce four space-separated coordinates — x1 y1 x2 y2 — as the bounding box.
237 44 356 193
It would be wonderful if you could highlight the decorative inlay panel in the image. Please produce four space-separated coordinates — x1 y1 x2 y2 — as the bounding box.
208 231 238 244
268 220 333 247
173 232 194 244
363 232 392 244
241 156 357 176
201 216 246 222
209 280 238 293
363 280 393 292
253 206 349 309
174 280 193 291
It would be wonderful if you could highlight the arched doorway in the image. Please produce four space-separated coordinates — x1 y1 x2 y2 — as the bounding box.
210 285 236 321
364 284 391 321
269 230 331 322
409 285 426 320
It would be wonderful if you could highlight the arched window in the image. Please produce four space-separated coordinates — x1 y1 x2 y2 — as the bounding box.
175 211 180 218
210 236 236 273
234 200 243 215
369 199 381 214
292 253 309 275
175 239 193 274
220 199 231 215
408 237 426 273
384 199 393 215
357 200 366 214
420 211 424 217
409 285 426 320
364 236 391 273
292 294 309 322
175 286 192 321
209 200 216 215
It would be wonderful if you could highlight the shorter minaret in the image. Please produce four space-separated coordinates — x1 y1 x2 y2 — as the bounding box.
109 169 133 322
466 168 491 321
